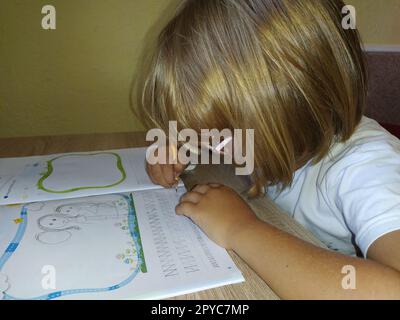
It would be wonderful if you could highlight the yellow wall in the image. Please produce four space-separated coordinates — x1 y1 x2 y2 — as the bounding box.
0 0 399 138
0 0 180 138
350 0 400 46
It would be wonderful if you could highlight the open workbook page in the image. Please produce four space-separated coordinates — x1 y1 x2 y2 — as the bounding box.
0 148 181 205
0 187 244 300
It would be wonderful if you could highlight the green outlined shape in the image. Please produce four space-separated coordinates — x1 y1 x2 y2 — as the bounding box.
37 152 127 194
129 193 147 273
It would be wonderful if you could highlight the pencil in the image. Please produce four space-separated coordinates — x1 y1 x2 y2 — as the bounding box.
170 144 179 193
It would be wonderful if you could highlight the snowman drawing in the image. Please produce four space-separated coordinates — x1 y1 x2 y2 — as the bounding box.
35 200 128 245
35 213 87 245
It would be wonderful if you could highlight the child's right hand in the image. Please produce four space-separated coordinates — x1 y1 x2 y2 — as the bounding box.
145 144 187 188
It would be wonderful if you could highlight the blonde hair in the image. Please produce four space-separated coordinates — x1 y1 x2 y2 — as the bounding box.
137 0 367 196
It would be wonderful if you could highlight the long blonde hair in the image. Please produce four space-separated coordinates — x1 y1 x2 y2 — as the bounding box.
137 0 367 196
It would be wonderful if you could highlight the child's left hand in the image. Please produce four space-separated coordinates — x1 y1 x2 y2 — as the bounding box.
176 184 259 249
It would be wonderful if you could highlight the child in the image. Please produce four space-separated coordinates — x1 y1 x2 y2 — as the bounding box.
138 0 400 299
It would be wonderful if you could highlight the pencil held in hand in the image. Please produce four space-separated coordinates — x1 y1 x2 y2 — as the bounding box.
170 144 179 192
145 143 188 189
174 176 180 193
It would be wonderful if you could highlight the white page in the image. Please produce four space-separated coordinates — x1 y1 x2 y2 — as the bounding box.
0 148 182 205
0 188 244 300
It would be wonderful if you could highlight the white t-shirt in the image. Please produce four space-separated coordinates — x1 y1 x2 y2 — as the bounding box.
266 116 400 257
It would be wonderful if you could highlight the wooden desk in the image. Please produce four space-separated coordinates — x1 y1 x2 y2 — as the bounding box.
0 132 325 300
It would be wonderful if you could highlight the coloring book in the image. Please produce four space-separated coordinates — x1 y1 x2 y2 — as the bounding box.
0 148 243 300
0 148 179 205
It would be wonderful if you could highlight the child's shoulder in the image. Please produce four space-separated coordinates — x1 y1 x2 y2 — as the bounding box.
328 116 400 165
351 116 400 146
321 116 400 189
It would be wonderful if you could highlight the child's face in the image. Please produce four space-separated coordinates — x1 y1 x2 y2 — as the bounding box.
40 215 69 229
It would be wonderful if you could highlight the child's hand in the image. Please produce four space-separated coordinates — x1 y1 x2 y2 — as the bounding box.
146 144 187 188
176 184 259 249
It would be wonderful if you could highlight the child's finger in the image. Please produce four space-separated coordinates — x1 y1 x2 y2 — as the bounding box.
175 202 197 218
191 184 210 194
173 162 186 178
150 164 170 187
161 164 175 186
208 183 222 188
180 191 203 204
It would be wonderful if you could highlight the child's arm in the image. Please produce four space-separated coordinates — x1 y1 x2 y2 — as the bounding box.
176 184 400 299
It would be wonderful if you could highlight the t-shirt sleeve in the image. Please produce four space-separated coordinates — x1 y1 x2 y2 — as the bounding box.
333 141 400 257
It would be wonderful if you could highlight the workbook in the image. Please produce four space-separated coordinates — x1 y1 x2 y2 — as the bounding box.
0 148 244 300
